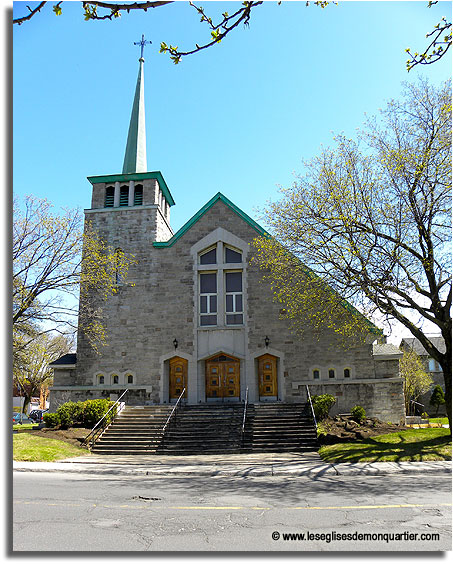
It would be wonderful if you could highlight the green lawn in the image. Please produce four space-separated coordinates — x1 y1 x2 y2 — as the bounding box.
13 424 40 431
13 433 88 462
426 417 449 425
319 428 451 463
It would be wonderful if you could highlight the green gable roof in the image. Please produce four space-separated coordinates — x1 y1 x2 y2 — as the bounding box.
87 171 175 207
153 192 267 248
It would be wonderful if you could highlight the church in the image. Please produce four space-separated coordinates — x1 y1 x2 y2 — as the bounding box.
50 43 405 424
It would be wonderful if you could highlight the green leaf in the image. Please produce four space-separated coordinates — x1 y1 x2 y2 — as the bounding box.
53 4 62 16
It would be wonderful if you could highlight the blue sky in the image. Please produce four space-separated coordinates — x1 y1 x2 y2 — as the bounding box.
12 1 452 340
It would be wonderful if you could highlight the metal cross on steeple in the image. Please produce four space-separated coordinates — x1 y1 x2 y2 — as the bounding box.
134 34 151 60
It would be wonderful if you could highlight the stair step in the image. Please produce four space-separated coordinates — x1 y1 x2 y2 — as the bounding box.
91 402 317 456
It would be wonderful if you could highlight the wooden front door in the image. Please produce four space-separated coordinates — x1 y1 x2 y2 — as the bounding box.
169 357 188 400
258 354 278 397
205 354 240 400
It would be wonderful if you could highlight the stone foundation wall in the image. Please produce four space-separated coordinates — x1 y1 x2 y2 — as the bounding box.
49 388 150 412
298 379 405 424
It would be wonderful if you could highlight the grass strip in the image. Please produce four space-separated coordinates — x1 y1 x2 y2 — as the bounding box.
319 428 451 463
13 433 87 462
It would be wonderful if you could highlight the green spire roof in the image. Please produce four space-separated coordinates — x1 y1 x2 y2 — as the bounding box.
122 57 147 174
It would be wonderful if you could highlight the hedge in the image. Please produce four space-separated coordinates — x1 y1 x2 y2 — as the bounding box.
43 399 115 429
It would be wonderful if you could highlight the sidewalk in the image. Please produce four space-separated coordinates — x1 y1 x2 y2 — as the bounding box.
13 452 452 478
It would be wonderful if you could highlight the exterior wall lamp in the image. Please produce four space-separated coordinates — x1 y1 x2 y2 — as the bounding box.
264 336 270 348
173 338 178 350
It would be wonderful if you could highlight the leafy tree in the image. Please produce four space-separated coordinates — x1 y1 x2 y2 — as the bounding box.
400 350 434 415
430 384 445 416
13 333 73 414
253 79 451 430
13 2 450 70
13 195 135 353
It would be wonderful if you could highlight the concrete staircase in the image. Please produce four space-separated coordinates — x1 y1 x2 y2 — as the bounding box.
157 404 244 455
90 402 318 455
242 403 318 453
90 405 173 455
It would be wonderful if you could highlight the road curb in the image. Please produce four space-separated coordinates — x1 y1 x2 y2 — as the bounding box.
13 460 451 477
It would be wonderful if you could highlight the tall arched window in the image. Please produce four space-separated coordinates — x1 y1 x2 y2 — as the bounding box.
197 243 244 327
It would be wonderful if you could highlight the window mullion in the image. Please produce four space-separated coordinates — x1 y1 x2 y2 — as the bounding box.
218 247 225 325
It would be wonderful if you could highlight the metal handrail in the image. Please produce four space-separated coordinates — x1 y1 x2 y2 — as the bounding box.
162 387 186 434
83 389 129 448
409 400 424 416
305 385 317 431
241 387 249 438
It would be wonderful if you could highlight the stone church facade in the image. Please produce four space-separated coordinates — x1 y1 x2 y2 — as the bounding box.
50 50 405 424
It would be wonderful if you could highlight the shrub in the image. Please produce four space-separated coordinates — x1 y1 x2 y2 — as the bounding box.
43 412 61 428
56 401 84 429
421 412 429 420
351 405 366 424
312 394 336 421
82 399 115 427
430 385 445 416
44 399 116 429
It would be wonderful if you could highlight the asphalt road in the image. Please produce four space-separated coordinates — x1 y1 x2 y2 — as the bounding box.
12 471 451 552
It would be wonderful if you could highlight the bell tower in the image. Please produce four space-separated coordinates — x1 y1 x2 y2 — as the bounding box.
85 34 174 243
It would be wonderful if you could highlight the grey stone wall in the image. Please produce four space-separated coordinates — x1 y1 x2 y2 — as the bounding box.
300 380 405 424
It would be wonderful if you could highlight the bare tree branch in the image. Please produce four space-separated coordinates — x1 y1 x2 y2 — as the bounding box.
13 1 47 25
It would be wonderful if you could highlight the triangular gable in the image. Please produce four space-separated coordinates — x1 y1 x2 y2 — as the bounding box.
153 192 267 248
153 191 381 336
